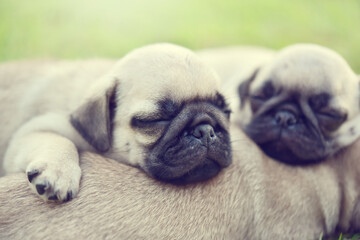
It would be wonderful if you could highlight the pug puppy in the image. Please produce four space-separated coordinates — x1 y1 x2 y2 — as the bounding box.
0 43 232 202
198 44 360 164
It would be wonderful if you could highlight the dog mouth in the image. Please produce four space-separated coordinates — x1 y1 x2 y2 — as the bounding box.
145 123 231 184
257 134 326 165
150 157 222 185
146 139 230 184
142 99 232 184
245 109 328 164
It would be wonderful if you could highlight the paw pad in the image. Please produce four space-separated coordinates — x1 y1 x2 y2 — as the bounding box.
35 183 47 195
25 161 81 203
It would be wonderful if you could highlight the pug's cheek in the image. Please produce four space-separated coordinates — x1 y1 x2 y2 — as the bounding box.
134 130 161 147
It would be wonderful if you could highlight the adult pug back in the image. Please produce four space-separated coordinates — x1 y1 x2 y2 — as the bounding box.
198 44 360 165
0 43 232 202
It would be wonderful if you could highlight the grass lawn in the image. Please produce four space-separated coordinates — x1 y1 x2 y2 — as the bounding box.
0 0 359 72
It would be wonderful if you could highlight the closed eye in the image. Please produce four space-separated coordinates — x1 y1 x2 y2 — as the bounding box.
250 81 276 102
309 93 330 110
131 117 170 129
250 95 267 101
317 112 345 120
224 109 231 119
316 109 347 132
249 95 267 113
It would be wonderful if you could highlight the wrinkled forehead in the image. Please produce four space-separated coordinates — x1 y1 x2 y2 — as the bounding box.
129 91 227 116
251 47 355 96
113 47 223 115
118 51 221 102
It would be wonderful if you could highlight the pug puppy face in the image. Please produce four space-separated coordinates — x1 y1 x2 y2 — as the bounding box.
71 44 232 184
237 44 360 164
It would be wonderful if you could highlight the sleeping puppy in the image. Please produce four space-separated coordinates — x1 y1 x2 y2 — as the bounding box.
198 44 360 164
1 125 360 239
0 43 232 202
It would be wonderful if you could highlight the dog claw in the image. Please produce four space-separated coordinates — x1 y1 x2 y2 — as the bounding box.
36 184 47 195
48 195 58 201
27 170 39 183
64 191 73 202
26 161 81 203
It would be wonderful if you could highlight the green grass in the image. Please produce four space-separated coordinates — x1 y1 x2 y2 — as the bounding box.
323 233 360 240
0 0 360 72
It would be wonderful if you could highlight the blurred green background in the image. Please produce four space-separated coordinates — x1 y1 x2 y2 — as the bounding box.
1 0 359 71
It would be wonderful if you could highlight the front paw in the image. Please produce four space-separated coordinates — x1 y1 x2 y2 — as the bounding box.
26 160 81 202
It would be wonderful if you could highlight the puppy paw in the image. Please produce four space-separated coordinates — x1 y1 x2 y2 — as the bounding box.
26 160 81 202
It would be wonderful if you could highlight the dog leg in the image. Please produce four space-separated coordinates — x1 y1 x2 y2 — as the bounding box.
3 113 89 202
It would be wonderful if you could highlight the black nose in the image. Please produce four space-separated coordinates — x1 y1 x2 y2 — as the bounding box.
192 124 216 144
274 110 297 127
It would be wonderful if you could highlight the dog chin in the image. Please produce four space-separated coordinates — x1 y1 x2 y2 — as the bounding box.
146 144 230 184
150 159 222 185
244 118 328 164
259 141 325 165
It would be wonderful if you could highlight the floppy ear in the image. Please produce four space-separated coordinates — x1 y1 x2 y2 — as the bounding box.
237 68 259 109
70 81 118 152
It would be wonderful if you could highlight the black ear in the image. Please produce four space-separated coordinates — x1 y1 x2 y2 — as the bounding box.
237 68 260 109
70 81 118 152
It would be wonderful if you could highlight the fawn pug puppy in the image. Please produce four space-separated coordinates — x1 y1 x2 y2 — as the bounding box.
198 44 360 165
1 125 360 239
0 43 232 202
